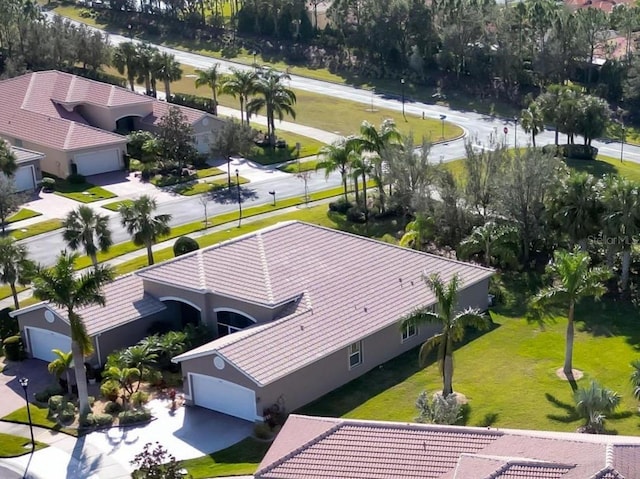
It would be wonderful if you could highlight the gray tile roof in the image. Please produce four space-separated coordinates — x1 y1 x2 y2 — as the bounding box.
49 274 166 336
169 222 493 385
255 415 640 479
7 143 44 163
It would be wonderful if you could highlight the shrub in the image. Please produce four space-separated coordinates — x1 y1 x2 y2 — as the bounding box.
328 198 352 214
253 422 272 440
169 92 216 114
131 391 150 407
561 144 598 160
81 413 113 428
0 307 17 341
48 395 65 412
163 372 183 388
41 177 56 192
143 369 163 387
104 401 123 415
118 409 151 425
66 173 86 184
346 206 366 224
2 335 23 361
415 391 462 425
100 380 120 402
88 395 96 407
184 323 212 349
173 236 200 257
58 402 76 424
35 384 64 403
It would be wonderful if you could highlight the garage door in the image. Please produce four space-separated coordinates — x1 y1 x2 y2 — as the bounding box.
74 149 121 176
26 328 72 363
190 374 256 421
13 165 36 192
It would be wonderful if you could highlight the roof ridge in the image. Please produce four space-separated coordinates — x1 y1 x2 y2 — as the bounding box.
64 121 76 150
334 417 505 437
197 250 206 289
21 72 36 111
257 233 275 304
606 443 614 467
67 75 78 102
255 422 343 477
482 459 575 479
108 84 117 106
591 466 625 479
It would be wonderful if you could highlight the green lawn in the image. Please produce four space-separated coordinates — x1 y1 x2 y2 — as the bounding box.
278 159 321 173
7 209 41 224
195 166 224 179
244 127 325 165
52 178 116 203
298 272 640 435
180 437 271 478
176 176 249 196
9 219 62 240
0 284 26 302
101 199 134 212
2 404 78 437
0 432 47 457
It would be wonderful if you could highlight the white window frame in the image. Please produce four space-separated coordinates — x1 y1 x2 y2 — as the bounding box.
401 321 417 342
348 341 362 369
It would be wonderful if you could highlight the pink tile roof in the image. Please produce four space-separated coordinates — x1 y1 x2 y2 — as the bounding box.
166 221 493 385
564 0 635 12
256 415 640 479
139 99 206 127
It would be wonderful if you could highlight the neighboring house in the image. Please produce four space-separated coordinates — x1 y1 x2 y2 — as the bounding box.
12 222 492 421
0 71 224 178
6 143 43 192
256 414 640 478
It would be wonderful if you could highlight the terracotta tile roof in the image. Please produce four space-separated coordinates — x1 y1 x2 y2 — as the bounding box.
48 274 166 336
168 222 493 384
256 415 640 479
0 72 128 151
139 100 206 127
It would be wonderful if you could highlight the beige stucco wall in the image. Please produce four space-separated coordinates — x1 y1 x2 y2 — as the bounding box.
74 102 153 132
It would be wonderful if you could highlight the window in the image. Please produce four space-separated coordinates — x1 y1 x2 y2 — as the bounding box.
402 322 417 342
216 310 255 337
348 341 362 369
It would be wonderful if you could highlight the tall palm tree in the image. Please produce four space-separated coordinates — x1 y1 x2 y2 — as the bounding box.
222 68 257 125
112 41 139 91
32 251 114 414
530 248 610 378
0 141 18 177
246 69 297 147
520 103 544 147
458 221 519 268
135 43 159 96
47 349 73 395
316 138 355 202
62 206 113 270
195 64 222 115
601 176 640 291
119 195 172 266
349 155 372 216
401 273 490 397
0 236 35 309
152 51 182 100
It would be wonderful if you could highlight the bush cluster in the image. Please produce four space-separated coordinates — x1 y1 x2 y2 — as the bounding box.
80 413 114 428
103 401 123 415
118 409 151 425
169 93 216 114
131 391 150 407
35 384 64 403
2 335 23 361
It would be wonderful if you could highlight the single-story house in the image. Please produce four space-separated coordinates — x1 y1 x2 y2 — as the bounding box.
255 414 640 478
6 143 43 192
0 71 224 178
12 222 492 422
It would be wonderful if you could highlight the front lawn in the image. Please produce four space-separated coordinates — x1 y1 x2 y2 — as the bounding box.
195 166 224 179
175 176 249 196
9 219 63 240
7 209 41 224
298 273 640 435
2 404 78 437
278 159 321 174
0 432 47 457
52 178 116 203
180 437 271 478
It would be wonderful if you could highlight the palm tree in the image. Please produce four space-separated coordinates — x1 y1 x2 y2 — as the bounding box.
574 380 620 433
0 141 18 177
118 344 158 391
530 248 610 378
399 214 435 251
349 155 372 216
120 195 172 266
316 139 355 202
401 273 490 397
520 103 544 147
222 68 257 125
630 359 640 401
0 237 34 309
135 43 159 96
246 69 296 147
62 206 113 270
32 251 115 414
152 51 182 100
112 41 139 91
102 365 140 408
458 221 519 268
601 176 640 291
47 349 73 395
195 64 222 115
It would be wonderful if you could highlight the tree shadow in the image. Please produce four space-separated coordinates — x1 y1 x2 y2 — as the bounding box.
491 271 544 318
545 393 580 424
576 298 640 349
206 186 258 205
476 412 499 427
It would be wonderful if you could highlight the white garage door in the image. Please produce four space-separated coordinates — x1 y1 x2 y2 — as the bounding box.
74 149 121 176
13 165 36 192
26 328 71 363
191 373 256 421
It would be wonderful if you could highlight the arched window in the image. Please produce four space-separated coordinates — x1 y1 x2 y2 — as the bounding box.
216 310 255 337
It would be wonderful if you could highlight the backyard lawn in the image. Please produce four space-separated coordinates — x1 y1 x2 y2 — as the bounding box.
180 438 270 478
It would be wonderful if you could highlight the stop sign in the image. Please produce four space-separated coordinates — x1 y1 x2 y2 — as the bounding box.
503 127 508 134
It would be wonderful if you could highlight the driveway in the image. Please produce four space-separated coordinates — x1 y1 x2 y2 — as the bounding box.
86 399 253 468
0 359 52 417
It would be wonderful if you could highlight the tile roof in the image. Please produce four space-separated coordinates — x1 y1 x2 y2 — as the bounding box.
167 221 493 385
139 99 206 127
564 0 635 12
256 415 640 479
48 274 166 336
4 142 43 164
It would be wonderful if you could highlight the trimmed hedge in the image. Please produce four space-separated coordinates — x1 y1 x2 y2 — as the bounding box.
169 92 216 114
81 412 114 428
173 236 200 257
118 409 151 425
2 335 23 361
542 143 598 160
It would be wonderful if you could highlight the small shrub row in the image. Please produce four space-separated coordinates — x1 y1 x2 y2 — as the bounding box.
328 198 352 214
118 409 151 425
169 92 217 114
542 143 598 160
80 413 114 428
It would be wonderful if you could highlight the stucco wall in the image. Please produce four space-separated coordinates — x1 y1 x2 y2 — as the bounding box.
75 102 153 132
141 279 209 321
18 308 69 339
210 293 282 325
180 353 258 400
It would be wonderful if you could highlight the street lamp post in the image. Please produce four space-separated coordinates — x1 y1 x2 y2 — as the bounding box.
621 124 626 163
269 190 276 206
235 169 242 227
19 377 35 449
514 116 518 147
440 114 447 140
253 51 257 69
400 78 406 122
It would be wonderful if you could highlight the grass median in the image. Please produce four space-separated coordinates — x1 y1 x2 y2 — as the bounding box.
9 219 62 241
7 209 42 223
0 432 47 457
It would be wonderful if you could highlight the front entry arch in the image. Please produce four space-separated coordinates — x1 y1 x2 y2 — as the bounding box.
159 297 202 328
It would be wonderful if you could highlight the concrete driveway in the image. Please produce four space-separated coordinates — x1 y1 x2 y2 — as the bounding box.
0 359 53 417
86 398 253 469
